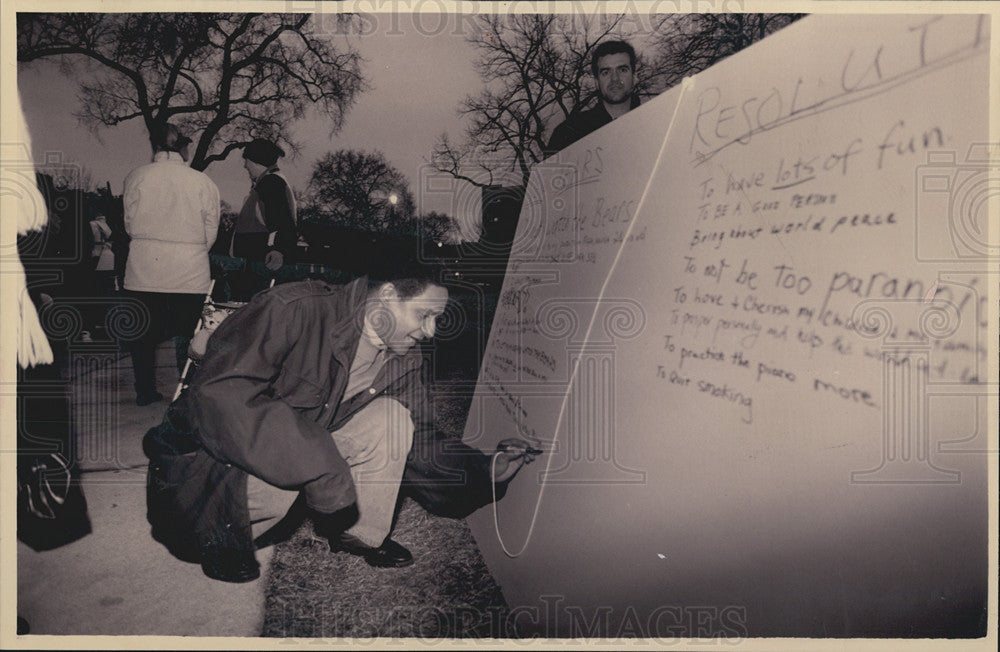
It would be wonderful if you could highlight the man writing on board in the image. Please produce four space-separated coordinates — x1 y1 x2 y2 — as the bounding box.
145 256 538 581
545 40 641 156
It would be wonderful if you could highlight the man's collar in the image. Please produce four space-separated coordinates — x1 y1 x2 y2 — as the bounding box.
326 277 422 371
252 166 281 186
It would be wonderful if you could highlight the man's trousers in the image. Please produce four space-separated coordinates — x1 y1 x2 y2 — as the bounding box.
246 397 414 547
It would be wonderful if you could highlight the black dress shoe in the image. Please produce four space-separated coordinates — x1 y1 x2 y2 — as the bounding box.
199 545 261 583
335 534 414 568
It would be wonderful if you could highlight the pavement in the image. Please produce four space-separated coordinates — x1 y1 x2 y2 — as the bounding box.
16 341 273 638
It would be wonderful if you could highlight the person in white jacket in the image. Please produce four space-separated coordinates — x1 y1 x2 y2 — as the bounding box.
123 123 220 405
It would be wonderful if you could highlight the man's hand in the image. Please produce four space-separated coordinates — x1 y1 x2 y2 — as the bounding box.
264 250 283 271
493 438 540 483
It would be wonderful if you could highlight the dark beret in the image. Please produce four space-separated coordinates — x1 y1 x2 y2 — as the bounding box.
242 138 285 167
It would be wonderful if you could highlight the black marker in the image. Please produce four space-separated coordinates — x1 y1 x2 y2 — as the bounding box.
498 442 544 456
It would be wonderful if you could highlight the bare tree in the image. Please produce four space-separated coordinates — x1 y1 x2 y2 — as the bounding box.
430 14 654 191
647 13 805 90
418 211 461 244
17 13 366 171
304 149 417 234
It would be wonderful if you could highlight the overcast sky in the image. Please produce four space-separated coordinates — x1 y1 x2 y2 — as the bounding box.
18 13 487 237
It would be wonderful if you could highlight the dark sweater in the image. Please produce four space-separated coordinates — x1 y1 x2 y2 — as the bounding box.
545 95 642 157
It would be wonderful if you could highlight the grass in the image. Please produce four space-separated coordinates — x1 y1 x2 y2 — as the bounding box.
262 343 515 639
261 498 511 639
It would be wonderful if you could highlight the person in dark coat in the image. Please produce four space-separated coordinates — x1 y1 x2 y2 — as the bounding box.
145 262 536 581
228 137 298 298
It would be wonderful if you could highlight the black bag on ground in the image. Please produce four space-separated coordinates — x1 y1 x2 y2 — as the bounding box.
16 364 92 551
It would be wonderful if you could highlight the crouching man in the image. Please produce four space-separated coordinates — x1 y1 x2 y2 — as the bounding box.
144 261 535 582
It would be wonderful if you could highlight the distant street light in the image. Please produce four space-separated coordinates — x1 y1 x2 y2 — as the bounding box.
388 193 398 205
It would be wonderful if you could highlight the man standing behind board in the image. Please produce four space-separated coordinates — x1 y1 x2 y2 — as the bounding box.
545 40 641 157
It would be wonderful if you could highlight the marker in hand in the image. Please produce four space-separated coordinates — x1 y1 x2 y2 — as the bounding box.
493 437 542 483
497 442 544 456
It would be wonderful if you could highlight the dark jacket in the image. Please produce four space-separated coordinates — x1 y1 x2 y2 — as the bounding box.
230 168 297 263
545 95 642 157
145 277 507 581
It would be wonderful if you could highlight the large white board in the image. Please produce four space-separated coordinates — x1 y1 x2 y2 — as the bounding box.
464 13 993 638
